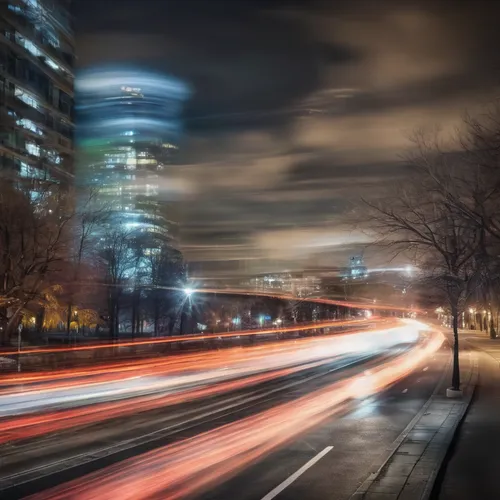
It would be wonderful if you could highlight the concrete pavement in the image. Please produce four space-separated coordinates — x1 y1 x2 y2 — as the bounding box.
351 334 478 500
436 332 500 500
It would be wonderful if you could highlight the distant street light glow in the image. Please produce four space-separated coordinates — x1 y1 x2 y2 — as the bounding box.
184 288 194 296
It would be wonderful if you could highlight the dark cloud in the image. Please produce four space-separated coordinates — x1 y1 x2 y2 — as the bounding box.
74 0 500 272
74 0 358 133
286 158 406 183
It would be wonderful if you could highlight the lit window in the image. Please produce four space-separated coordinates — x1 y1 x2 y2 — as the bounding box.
8 5 24 14
30 190 41 202
45 59 59 71
16 118 44 136
46 149 61 164
15 32 63 73
22 0 40 7
19 161 44 179
15 88 40 110
26 142 41 157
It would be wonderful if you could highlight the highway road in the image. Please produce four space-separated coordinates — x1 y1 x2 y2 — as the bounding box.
201 343 449 500
0 319 447 500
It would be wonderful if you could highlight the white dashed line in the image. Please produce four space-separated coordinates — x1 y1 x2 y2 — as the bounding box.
261 446 334 500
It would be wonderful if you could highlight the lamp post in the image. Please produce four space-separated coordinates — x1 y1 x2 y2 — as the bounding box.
468 307 476 330
180 288 194 335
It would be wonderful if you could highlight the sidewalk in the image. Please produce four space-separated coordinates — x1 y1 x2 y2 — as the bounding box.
436 332 500 500
351 334 478 500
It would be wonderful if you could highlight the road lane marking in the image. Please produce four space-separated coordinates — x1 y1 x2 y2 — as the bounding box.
0 356 369 490
260 446 334 500
402 389 408 394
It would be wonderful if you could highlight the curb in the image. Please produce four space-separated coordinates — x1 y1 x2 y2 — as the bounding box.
350 344 478 500
421 354 478 500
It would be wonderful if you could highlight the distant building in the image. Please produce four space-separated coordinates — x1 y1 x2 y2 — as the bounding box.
341 255 368 280
0 0 75 186
247 272 320 298
76 67 189 247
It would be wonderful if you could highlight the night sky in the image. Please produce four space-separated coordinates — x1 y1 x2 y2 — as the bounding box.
75 0 500 275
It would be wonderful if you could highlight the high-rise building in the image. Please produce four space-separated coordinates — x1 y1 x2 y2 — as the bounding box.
76 67 189 247
0 0 74 185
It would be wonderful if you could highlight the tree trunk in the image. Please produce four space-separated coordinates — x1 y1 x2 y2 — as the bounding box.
107 289 114 341
168 315 175 336
451 311 461 390
108 307 115 341
66 303 72 343
180 311 187 335
154 295 160 336
131 293 137 337
35 308 45 334
114 305 120 341
0 307 8 345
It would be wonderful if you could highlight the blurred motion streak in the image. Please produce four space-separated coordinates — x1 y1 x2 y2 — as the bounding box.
0 319 403 440
0 317 374 358
29 326 444 500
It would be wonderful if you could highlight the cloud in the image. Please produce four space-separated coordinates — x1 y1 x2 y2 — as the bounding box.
75 0 500 274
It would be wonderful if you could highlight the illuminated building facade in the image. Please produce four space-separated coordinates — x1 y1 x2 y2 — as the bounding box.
0 0 74 185
248 272 321 298
341 255 368 280
76 67 189 246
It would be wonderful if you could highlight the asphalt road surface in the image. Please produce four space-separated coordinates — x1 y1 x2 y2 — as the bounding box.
0 340 449 500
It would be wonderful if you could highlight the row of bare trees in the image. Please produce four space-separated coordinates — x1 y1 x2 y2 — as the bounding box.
364 101 500 390
0 179 186 345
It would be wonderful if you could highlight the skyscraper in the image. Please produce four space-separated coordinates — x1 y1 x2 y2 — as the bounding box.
0 0 74 185
76 67 189 247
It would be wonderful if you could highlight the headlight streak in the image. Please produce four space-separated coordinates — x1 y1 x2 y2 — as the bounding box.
2 319 410 442
28 327 444 500
0 317 373 359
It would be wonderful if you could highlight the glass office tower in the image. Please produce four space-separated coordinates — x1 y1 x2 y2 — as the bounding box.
76 67 189 246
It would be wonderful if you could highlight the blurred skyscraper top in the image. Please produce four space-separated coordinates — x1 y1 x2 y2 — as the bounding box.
0 0 75 187
76 66 190 246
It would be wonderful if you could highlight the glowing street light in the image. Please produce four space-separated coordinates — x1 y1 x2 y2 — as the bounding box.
184 288 194 297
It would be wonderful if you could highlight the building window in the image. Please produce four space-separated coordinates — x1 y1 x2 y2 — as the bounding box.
46 149 61 164
26 142 41 157
8 5 24 15
15 88 40 110
16 118 44 136
15 33 41 58
19 161 45 179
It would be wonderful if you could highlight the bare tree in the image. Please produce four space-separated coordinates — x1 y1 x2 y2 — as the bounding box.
0 181 73 344
403 106 500 336
365 165 482 391
99 228 135 340
64 188 110 340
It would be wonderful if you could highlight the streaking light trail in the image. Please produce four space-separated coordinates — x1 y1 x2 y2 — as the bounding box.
0 319 405 441
29 324 443 500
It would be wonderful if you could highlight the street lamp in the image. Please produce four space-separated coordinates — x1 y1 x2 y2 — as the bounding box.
184 288 194 297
